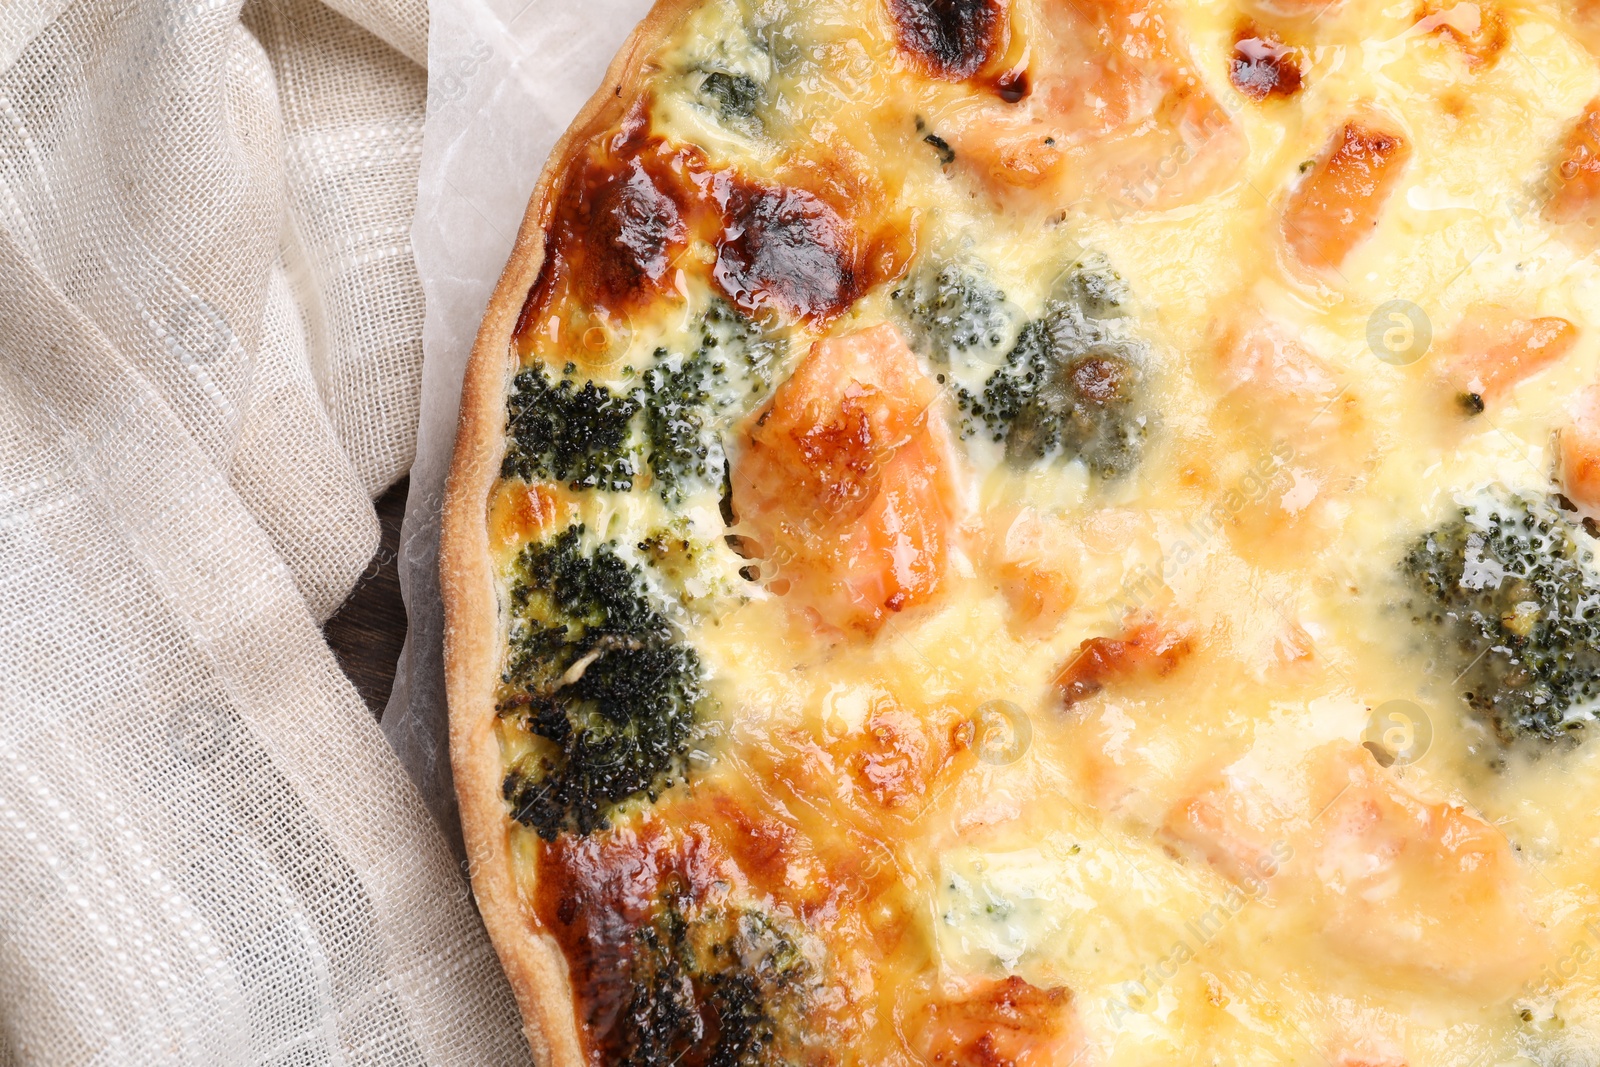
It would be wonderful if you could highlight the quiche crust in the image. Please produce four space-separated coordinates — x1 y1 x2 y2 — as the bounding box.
439 4 692 1060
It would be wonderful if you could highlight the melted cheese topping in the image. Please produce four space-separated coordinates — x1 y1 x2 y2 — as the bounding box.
487 0 1600 1061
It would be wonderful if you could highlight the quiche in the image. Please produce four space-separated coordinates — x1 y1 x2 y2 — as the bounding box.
441 0 1600 1062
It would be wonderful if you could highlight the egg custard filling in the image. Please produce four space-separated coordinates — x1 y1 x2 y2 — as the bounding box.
445 0 1600 1062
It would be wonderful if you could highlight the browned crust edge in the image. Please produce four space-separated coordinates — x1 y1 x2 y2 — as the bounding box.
439 4 700 1062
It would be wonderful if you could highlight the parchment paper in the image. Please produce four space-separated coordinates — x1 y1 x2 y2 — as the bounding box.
390 0 655 849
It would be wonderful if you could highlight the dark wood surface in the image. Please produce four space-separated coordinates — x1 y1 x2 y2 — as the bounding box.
324 476 410 719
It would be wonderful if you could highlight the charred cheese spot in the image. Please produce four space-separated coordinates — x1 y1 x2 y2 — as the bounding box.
521 116 692 331
888 0 1006 80
599 158 687 291
533 822 731 1037
1230 26 1303 101
533 822 829 1067
993 66 1029 102
522 119 891 343
711 179 859 323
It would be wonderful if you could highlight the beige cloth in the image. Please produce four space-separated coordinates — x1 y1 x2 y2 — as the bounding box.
0 0 526 1061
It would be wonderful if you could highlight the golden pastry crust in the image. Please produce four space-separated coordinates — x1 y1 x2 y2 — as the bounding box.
439 4 695 1061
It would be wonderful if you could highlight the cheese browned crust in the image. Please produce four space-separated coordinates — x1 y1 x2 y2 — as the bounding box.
446 0 1600 1063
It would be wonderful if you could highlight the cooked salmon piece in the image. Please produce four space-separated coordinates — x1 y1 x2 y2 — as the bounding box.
1208 314 1369 550
988 508 1079 634
1280 118 1410 273
1163 745 1545 994
1546 97 1600 233
1163 773 1291 889
1572 0 1600 55
1560 385 1600 516
945 0 1247 212
914 976 1082 1067
1441 303 1576 408
731 323 957 634
1304 747 1545 994
1215 315 1345 433
1329 1038 1408 1067
1055 613 1194 708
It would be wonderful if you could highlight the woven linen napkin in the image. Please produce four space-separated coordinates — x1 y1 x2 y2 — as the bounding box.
0 0 526 1060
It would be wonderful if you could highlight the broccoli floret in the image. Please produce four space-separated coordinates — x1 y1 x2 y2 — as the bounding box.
698 297 782 389
610 890 818 1067
892 264 1013 363
1403 488 1600 748
500 525 704 838
1060 258 1130 318
698 70 763 128
639 349 724 505
635 301 781 503
502 363 639 491
637 524 722 609
502 306 776 504
957 264 1149 479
